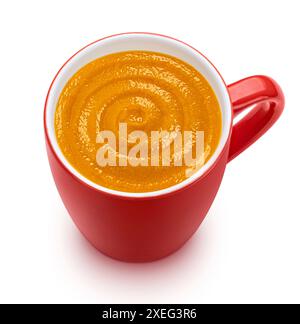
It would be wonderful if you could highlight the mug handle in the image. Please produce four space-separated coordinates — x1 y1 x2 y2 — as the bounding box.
227 75 284 162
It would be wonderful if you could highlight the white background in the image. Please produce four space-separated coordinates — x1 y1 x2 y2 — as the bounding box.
0 0 299 304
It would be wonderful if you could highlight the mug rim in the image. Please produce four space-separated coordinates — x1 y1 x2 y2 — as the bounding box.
44 32 233 199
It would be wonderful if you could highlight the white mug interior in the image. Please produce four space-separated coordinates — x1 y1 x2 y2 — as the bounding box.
45 33 232 198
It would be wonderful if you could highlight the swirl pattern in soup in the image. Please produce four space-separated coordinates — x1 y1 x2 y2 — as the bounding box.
55 51 222 193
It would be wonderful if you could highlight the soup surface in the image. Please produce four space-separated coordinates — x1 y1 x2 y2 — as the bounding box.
55 51 222 193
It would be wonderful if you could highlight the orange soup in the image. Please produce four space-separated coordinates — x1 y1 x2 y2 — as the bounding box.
55 51 222 193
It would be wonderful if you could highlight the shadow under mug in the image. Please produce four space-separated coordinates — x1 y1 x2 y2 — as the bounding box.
44 33 284 262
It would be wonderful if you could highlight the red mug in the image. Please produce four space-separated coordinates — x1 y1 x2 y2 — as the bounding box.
44 33 284 262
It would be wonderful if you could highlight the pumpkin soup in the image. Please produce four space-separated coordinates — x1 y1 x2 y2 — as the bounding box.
55 51 222 193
